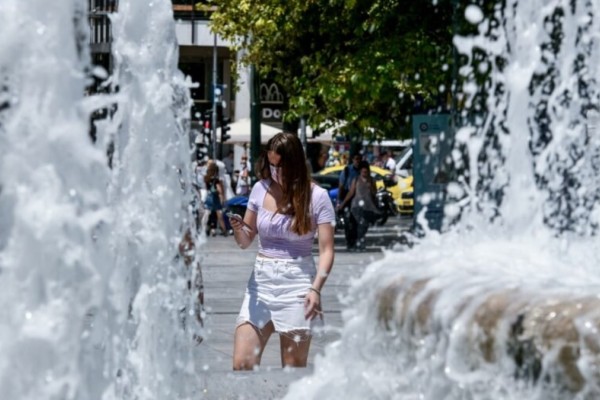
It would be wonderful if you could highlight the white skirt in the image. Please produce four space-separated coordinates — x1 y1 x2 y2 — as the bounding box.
236 255 324 333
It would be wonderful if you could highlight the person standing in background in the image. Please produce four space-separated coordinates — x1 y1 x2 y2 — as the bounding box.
337 152 362 251
236 154 251 196
223 150 236 193
228 132 335 370
381 151 396 172
214 158 234 201
192 161 208 234
223 150 234 176
337 161 381 252
204 160 228 237
312 149 329 173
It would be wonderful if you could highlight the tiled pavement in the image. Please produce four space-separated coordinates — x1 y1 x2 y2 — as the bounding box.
189 216 411 398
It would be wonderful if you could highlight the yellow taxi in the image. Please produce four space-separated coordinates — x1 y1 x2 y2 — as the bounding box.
396 175 414 215
314 165 413 213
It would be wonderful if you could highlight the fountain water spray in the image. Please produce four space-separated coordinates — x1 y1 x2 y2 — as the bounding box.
0 1 201 398
286 1 600 399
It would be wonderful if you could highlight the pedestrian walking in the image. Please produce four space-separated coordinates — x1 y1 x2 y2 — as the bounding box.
192 161 209 235
235 154 251 196
381 150 396 172
204 160 228 237
228 132 336 370
337 152 362 251
337 161 381 252
223 150 234 176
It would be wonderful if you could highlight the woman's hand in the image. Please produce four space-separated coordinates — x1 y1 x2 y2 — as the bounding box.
304 290 322 321
229 210 257 249
229 216 248 233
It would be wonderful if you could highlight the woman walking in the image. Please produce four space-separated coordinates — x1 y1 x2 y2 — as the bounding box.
204 160 228 236
228 132 336 370
337 161 380 251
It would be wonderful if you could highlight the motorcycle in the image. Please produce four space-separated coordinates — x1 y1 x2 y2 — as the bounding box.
374 187 397 226
328 186 396 229
328 187 346 232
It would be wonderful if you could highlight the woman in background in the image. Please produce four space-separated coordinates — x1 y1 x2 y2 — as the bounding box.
204 160 228 237
338 160 380 251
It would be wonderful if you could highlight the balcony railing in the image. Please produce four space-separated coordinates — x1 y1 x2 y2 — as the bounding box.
88 0 117 52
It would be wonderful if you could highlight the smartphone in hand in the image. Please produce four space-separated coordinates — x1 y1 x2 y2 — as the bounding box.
226 213 252 232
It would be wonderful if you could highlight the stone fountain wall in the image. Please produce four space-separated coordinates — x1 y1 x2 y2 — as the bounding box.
376 276 600 395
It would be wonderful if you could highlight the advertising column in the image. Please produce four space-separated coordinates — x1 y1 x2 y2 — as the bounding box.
412 114 453 232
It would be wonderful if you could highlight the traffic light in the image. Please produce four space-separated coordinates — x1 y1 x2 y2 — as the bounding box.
220 116 231 143
202 109 212 148
196 142 209 162
194 127 209 162
202 109 212 138
197 109 213 160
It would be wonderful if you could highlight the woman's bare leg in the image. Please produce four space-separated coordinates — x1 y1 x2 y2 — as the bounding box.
279 331 311 368
233 322 274 370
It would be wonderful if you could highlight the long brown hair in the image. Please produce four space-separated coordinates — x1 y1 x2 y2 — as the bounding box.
256 132 312 235
204 160 219 186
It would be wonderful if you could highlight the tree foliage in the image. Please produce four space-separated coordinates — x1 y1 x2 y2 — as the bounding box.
209 0 458 139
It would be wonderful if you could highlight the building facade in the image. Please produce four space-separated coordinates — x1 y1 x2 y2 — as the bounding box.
88 1 286 128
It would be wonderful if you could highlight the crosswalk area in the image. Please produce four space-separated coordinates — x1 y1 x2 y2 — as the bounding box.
332 215 413 252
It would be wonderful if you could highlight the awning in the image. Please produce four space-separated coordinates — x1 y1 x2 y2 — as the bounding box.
224 118 342 144
224 118 282 144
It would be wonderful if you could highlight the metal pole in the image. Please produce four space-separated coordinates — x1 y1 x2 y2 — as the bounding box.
451 0 459 125
250 64 261 177
191 1 195 45
299 117 307 154
211 32 218 160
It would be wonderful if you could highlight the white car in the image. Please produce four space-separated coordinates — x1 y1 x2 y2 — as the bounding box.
395 146 413 178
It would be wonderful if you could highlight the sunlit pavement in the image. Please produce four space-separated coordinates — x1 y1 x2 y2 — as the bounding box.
189 216 412 397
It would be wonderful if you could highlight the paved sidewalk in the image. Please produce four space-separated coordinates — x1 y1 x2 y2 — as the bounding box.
189 217 411 397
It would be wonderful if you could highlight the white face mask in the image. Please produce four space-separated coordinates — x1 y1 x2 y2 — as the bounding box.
270 164 281 184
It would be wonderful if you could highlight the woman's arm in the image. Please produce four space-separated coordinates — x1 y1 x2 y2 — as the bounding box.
305 222 335 320
240 168 248 181
231 208 258 249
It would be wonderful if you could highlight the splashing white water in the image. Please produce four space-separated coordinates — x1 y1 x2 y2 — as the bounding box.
286 1 600 399
3 0 600 399
0 1 199 399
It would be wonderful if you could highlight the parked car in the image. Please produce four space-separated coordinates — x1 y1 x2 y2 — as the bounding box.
394 146 414 215
396 175 413 215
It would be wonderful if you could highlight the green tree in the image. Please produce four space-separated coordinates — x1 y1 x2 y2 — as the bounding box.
209 0 458 140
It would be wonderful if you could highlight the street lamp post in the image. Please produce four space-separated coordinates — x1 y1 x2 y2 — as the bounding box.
211 32 218 160
250 64 261 177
